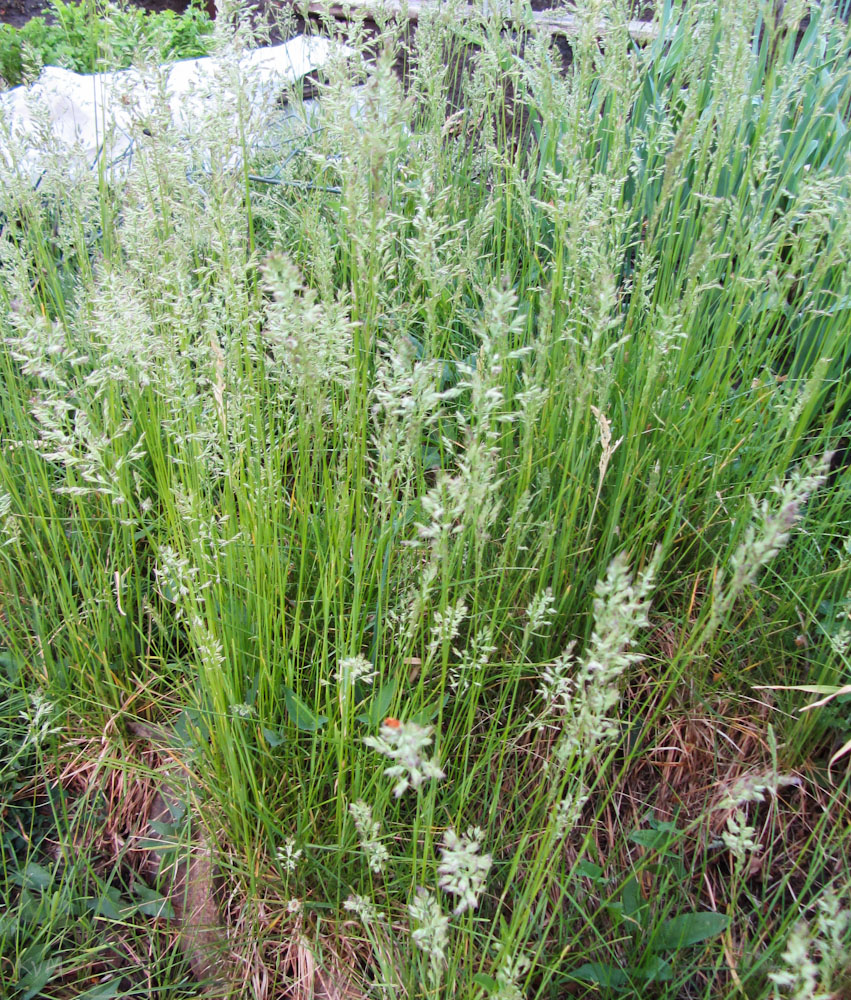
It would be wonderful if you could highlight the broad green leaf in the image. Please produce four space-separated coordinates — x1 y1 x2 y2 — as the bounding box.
575 860 605 882
83 887 124 921
637 955 673 982
165 795 187 823
0 652 22 682
653 911 728 950
262 727 285 747
571 962 629 987
621 876 644 921
173 707 211 747
356 678 397 727
77 979 124 999
19 943 57 1000
472 972 499 991
133 883 176 919
284 686 328 732
148 819 181 837
13 861 54 889
421 447 443 470
410 695 450 725
20 960 58 1000
16 888 41 923
630 828 678 852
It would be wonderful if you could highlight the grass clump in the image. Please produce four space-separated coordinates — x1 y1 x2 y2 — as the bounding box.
0 0 850 996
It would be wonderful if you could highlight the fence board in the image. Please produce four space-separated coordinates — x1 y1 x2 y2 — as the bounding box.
294 1 660 42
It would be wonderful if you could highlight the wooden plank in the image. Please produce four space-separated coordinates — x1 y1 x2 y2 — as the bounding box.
296 1 660 43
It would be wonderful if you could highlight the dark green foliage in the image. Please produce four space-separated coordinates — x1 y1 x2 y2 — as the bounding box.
0 0 214 88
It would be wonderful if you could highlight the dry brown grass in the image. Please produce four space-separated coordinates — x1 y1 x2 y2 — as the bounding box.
12 643 848 999
471 637 850 997
23 716 378 998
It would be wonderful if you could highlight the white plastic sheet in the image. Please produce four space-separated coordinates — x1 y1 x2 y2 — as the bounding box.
0 36 338 184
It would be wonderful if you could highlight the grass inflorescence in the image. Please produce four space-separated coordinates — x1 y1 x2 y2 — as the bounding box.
0 0 850 996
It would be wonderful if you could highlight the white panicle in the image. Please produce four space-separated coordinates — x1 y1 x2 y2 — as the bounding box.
769 892 850 999
154 545 198 615
348 800 390 874
526 586 557 634
408 888 450 978
429 599 468 655
491 952 531 1000
553 786 589 837
336 655 377 688
539 550 660 763
344 894 385 925
0 492 20 546
450 623 497 693
276 837 302 873
722 810 760 867
21 691 61 749
437 826 493 915
364 719 446 798
711 455 830 630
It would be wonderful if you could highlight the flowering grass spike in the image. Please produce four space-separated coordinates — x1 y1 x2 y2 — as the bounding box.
363 719 446 797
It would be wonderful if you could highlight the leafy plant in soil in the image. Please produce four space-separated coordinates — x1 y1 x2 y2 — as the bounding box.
0 0 213 87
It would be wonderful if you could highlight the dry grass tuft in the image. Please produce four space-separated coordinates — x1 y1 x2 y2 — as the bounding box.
482 653 849 988
233 888 374 998
34 719 378 997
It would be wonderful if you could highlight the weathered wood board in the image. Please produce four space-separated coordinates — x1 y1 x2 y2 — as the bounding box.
293 0 660 42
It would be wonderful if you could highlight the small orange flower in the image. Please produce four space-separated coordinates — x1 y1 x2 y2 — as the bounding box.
383 717 401 728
